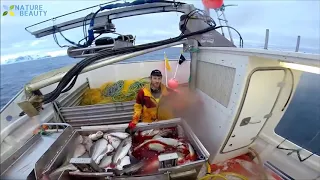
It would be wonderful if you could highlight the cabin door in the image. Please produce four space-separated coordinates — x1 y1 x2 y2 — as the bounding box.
222 69 286 152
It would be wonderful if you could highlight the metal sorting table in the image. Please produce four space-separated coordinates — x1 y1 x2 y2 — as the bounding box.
33 118 209 180
0 132 63 179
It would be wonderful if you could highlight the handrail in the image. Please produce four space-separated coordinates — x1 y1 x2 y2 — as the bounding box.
0 89 23 113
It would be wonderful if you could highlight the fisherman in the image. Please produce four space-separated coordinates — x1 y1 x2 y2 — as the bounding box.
125 69 174 134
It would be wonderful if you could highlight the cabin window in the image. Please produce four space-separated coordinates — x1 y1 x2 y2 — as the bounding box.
275 72 320 156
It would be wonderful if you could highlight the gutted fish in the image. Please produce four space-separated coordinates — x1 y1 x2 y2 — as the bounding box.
95 144 114 164
134 138 178 152
49 164 77 178
186 143 196 161
140 157 159 175
73 144 86 158
116 156 131 170
111 136 132 167
99 155 113 168
109 132 129 139
89 131 104 141
148 143 166 152
104 134 121 149
115 160 146 175
90 138 109 162
140 129 160 137
82 136 93 152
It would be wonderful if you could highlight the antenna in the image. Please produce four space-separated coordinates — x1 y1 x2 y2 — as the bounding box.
215 4 238 44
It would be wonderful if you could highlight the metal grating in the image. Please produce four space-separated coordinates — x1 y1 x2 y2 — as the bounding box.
196 61 236 107
53 82 133 127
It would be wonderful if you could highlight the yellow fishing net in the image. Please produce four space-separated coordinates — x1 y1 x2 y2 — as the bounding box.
81 79 149 106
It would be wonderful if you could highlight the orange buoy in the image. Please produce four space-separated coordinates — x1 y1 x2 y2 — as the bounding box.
202 0 224 9
168 78 179 89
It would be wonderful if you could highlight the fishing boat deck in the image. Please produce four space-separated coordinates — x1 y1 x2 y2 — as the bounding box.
1 132 63 179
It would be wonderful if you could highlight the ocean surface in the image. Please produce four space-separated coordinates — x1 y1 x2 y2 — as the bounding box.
0 47 319 155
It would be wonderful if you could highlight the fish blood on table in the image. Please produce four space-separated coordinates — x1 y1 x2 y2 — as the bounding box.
49 126 198 177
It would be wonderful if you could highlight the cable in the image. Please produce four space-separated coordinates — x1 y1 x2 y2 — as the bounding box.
43 26 216 103
180 9 216 35
214 25 244 48
42 24 243 104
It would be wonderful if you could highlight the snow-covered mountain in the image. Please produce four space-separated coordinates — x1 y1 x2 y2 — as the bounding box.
2 55 52 65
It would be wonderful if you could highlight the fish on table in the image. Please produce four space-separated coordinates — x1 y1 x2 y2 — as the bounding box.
111 136 132 168
90 138 112 164
73 144 86 158
109 132 130 139
99 155 113 168
104 134 121 149
114 159 146 176
89 131 104 141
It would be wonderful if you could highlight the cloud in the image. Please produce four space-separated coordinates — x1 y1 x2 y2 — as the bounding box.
1 0 319 62
30 39 47 46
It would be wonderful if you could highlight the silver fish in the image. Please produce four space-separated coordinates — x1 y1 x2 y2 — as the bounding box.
95 144 114 164
73 144 86 158
89 131 104 141
111 136 132 166
49 164 77 178
104 134 121 149
82 136 93 152
109 132 129 139
99 155 113 168
116 156 131 170
115 160 146 176
90 138 109 162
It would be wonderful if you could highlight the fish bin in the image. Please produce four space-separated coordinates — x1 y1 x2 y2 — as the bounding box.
35 118 209 180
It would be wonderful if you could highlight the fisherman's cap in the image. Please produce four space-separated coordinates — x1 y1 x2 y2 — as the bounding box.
150 69 162 77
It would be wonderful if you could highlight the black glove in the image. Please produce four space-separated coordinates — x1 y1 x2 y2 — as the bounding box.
125 127 132 135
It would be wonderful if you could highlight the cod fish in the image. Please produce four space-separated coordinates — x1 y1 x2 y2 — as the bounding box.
109 132 129 139
104 134 121 149
111 136 132 167
114 160 146 176
89 131 104 141
134 137 179 152
99 155 113 168
82 136 93 152
49 164 77 178
116 156 131 170
73 144 86 158
95 144 114 164
90 138 109 163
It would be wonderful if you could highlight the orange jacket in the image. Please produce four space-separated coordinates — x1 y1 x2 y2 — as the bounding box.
129 83 174 128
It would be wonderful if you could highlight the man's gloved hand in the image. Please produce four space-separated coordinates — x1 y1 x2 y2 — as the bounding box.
125 122 136 135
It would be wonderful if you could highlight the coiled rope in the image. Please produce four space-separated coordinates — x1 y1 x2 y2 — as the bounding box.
103 79 149 102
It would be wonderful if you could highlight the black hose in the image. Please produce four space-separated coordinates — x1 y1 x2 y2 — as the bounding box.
43 25 241 103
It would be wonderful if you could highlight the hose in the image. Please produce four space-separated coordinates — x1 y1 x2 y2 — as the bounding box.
200 172 248 180
42 25 219 104
248 147 268 179
200 161 249 180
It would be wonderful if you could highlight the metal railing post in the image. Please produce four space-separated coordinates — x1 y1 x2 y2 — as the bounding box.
295 35 301 52
264 29 269 49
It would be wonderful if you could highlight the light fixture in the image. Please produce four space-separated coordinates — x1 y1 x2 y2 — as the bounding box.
279 62 320 74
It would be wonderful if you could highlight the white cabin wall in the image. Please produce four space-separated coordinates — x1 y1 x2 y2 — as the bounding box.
182 49 249 162
185 48 318 167
212 56 298 163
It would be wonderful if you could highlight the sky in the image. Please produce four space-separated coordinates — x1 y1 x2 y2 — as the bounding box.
0 0 319 63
